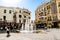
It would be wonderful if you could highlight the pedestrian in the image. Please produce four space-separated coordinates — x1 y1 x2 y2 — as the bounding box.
6 23 10 37
10 23 13 30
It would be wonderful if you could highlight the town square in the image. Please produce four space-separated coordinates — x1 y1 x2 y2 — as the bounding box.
0 0 60 40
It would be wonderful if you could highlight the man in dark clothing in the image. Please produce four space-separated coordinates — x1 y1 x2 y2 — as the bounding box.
6 23 10 37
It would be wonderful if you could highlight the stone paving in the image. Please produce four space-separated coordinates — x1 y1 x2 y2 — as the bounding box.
0 29 60 40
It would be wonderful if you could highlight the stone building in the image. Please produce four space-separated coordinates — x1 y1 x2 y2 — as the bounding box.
35 0 60 29
0 6 31 30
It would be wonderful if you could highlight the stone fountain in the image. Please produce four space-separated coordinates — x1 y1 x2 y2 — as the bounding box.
20 20 33 33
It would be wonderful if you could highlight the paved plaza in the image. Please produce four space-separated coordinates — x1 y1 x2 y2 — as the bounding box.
0 29 60 40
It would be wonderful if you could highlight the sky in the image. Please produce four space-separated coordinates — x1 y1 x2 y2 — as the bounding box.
0 0 50 20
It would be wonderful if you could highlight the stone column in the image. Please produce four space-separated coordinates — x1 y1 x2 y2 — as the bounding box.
25 19 27 30
21 19 24 31
27 19 30 31
21 23 23 31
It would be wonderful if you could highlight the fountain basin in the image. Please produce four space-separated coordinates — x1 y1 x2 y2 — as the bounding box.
20 30 33 33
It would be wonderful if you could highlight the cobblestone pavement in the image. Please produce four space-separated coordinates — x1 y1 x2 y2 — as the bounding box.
0 29 60 40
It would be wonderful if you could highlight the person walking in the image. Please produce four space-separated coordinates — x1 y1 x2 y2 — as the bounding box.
6 23 10 37
7 28 10 36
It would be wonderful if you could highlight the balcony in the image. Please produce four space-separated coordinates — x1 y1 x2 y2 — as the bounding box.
39 16 47 18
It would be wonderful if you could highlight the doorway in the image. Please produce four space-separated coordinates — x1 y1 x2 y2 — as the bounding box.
3 16 6 21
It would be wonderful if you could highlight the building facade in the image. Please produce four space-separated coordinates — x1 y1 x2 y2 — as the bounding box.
0 6 31 30
0 6 14 22
35 0 60 29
